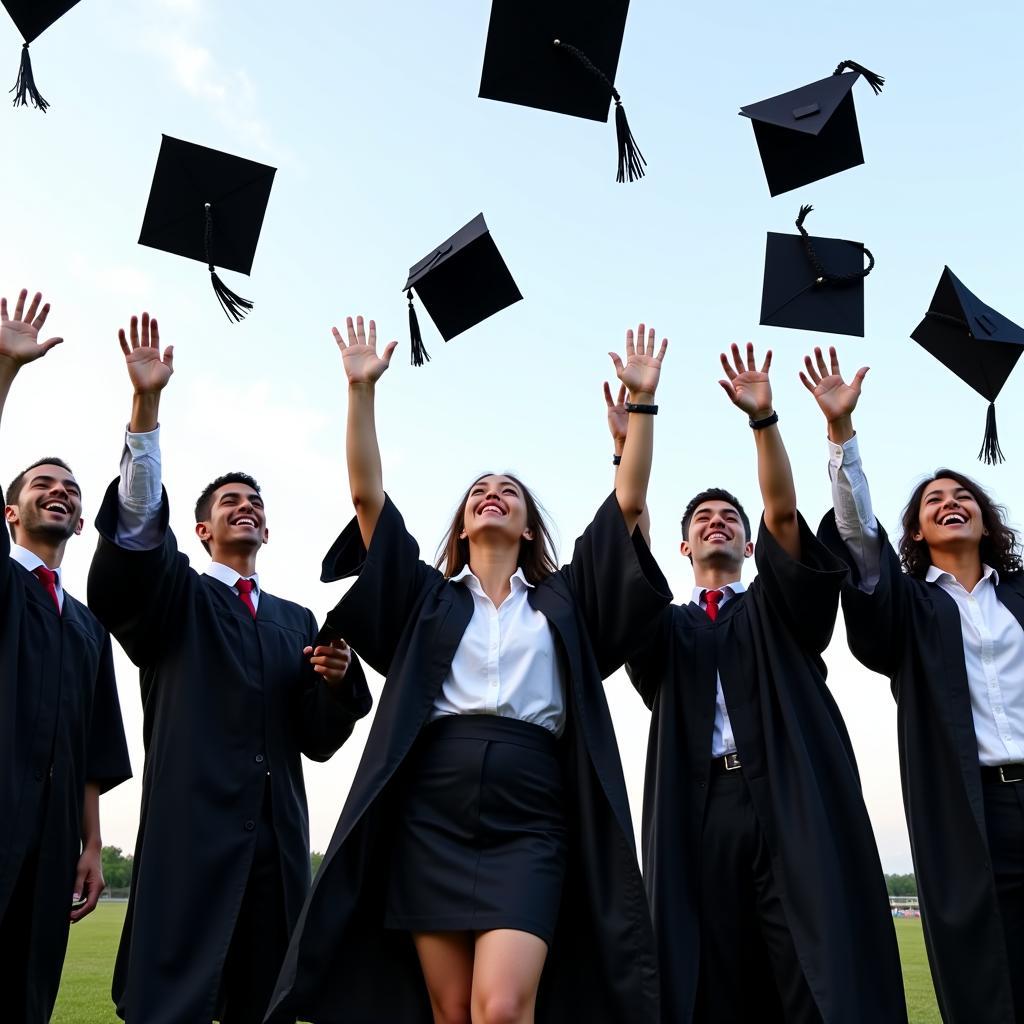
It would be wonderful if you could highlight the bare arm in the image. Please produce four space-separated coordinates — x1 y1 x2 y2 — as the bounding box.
332 317 397 550
0 289 63 431
605 381 651 545
608 322 668 535
70 782 104 923
719 342 799 560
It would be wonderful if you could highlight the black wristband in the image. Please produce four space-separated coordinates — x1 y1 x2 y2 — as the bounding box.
625 402 658 415
749 411 779 430
612 453 622 465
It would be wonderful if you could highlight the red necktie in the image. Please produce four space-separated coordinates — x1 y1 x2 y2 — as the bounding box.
235 577 257 619
704 588 723 622
33 566 61 615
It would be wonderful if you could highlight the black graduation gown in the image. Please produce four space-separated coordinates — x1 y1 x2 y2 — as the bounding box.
0 524 131 1023
87 480 372 1024
264 492 672 1024
819 511 1020 1024
627 515 907 1024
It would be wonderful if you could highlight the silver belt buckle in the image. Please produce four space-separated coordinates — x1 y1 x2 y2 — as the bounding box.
723 752 741 772
999 764 1023 783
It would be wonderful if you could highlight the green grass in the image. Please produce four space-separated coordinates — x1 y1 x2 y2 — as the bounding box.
54 904 941 1022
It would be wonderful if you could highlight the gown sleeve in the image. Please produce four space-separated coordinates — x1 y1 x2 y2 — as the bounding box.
818 509 908 679
319 494 440 677
624 606 675 709
752 511 849 655
561 491 673 679
84 632 132 792
87 478 194 667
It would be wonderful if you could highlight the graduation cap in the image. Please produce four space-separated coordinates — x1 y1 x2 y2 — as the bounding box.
138 136 276 322
403 214 522 367
760 205 874 337
478 0 645 183
4 0 81 111
739 60 885 196
911 267 1024 464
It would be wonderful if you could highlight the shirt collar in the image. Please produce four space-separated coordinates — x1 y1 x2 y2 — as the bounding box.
450 564 534 591
925 563 999 587
691 579 745 606
205 562 260 591
10 543 63 588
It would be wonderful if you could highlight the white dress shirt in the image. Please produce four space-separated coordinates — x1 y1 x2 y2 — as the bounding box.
116 426 260 606
432 565 565 736
829 433 1024 765
692 582 744 757
10 543 65 612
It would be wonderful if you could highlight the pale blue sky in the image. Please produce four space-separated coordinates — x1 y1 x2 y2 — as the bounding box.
2 0 1023 870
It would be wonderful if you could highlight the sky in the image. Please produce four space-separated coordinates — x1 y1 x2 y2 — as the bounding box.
2 0 1024 873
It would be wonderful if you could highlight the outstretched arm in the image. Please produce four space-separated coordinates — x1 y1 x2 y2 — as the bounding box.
333 316 397 550
605 381 651 545
719 342 799 560
0 288 63 432
608 322 668 535
799 345 880 591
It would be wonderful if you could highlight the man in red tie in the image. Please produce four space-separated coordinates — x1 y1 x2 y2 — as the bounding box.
87 311 372 1024
615 343 906 1024
0 288 132 1023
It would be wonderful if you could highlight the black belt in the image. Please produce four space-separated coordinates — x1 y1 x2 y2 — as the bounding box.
710 752 742 776
981 763 1024 784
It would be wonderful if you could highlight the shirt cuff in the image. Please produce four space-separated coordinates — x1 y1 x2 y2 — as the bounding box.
828 432 860 470
125 424 161 455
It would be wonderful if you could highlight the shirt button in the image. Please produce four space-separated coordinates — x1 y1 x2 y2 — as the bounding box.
255 754 265 764
244 820 256 832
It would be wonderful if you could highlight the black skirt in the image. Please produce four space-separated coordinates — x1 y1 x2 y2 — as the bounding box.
385 714 568 945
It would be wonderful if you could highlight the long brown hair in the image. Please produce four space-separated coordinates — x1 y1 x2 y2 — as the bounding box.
435 473 559 585
899 468 1023 579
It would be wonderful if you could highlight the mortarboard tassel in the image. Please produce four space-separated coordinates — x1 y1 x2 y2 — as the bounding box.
407 290 430 367
832 60 885 95
204 203 253 323
10 43 49 112
796 204 875 285
979 402 1006 465
554 40 646 183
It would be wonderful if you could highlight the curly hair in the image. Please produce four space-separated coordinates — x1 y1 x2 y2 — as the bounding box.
899 469 1023 579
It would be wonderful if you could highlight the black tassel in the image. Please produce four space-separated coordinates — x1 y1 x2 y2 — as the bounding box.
833 59 885 95
614 97 646 183
210 270 253 322
978 402 1006 465
796 204 814 229
11 43 49 112
407 290 429 367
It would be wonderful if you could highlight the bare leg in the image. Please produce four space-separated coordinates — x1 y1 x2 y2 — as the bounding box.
412 931 475 1024
470 929 549 1024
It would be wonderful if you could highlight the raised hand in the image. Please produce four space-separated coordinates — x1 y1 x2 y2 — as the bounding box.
798 346 868 425
608 322 668 400
0 289 63 371
333 316 397 386
604 381 629 449
118 313 173 394
719 343 773 418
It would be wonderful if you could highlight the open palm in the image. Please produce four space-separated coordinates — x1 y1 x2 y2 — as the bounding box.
118 313 173 393
334 316 397 385
609 322 668 398
720 343 772 417
0 290 62 367
799 346 868 421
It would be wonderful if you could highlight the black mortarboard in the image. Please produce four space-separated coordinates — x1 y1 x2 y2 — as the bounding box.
138 135 276 322
478 0 645 182
402 214 522 367
911 267 1024 464
739 60 885 196
4 0 81 111
760 205 874 337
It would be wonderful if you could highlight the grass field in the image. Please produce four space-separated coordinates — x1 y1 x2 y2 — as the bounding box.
53 903 941 1022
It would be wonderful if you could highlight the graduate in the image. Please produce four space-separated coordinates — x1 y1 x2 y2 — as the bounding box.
266 316 672 1024
0 288 131 1023
622 343 906 1024
808 345 1024 1024
86 312 372 1024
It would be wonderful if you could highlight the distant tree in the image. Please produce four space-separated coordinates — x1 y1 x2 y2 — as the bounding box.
311 851 324 878
885 873 917 897
101 846 134 890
